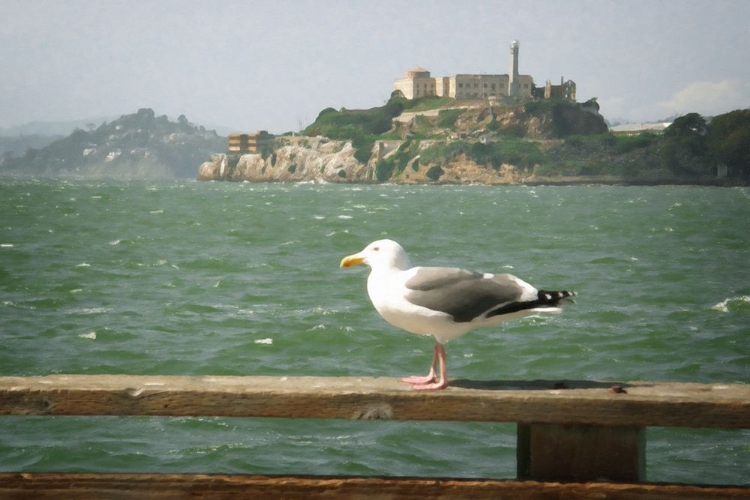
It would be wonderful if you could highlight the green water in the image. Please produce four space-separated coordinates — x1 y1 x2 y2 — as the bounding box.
1 179 749 483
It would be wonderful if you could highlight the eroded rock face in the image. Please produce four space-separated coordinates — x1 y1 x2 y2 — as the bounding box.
197 154 228 181
199 138 372 183
197 101 609 184
198 144 531 185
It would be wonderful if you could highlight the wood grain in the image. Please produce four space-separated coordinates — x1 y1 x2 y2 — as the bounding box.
1 473 748 500
1 375 748 428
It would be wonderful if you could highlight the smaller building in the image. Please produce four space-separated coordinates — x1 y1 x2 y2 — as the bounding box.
393 68 437 100
228 131 274 154
534 77 576 101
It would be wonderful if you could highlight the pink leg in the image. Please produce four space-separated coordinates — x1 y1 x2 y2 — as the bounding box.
413 343 448 390
401 342 449 390
400 342 438 385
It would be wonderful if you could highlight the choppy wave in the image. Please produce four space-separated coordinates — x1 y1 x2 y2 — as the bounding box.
712 296 750 313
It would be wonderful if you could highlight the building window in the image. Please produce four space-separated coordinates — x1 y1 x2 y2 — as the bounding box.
491 84 496 90
458 83 463 88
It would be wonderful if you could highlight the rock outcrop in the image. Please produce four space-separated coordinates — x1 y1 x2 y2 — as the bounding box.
199 137 368 183
198 137 534 185
198 99 611 184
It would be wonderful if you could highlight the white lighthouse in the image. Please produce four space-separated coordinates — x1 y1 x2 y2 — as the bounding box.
508 40 520 97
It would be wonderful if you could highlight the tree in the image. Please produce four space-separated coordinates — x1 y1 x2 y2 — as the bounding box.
706 109 750 179
660 113 709 176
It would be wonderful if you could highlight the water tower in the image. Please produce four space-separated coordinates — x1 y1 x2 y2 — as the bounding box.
508 40 520 97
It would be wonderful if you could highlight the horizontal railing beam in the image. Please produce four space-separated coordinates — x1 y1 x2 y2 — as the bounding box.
1 375 749 428
1 473 749 500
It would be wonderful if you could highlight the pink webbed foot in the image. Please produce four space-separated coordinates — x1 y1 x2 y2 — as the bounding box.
400 368 436 385
411 379 448 391
401 342 449 390
401 374 436 385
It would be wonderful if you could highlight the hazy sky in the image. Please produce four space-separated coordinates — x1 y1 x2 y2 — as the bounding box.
2 0 749 133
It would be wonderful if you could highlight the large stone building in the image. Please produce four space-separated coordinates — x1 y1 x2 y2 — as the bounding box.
393 40 574 102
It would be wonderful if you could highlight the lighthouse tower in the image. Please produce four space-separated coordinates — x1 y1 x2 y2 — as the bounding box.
508 40 520 97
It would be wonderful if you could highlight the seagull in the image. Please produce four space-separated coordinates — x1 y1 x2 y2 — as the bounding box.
340 239 576 390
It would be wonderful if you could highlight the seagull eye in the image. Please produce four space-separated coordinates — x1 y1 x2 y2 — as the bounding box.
373 246 380 252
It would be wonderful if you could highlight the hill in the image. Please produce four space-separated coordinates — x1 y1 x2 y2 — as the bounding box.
199 95 749 185
1 109 225 179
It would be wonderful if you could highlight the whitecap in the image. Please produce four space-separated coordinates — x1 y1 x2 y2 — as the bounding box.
76 263 90 268
1 243 13 248
254 338 273 345
150 209 164 214
711 301 727 312
337 215 353 219
109 239 121 245
78 332 97 340
712 296 750 313
78 307 109 314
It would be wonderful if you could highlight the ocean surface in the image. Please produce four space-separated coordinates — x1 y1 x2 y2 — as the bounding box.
0 178 748 484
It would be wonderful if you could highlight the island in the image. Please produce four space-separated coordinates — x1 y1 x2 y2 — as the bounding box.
198 96 749 186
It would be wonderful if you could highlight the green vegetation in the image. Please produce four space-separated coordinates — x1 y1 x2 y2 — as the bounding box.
406 96 454 112
373 139 421 181
437 109 464 128
426 165 444 181
300 91 749 183
303 93 410 139
420 138 544 171
706 109 750 177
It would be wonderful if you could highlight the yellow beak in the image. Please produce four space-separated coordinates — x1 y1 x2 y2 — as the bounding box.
340 253 365 268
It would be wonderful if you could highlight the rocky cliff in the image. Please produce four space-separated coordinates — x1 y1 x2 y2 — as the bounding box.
198 137 530 184
198 137 365 183
198 99 611 184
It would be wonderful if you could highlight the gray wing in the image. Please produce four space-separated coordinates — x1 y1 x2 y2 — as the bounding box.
404 267 525 323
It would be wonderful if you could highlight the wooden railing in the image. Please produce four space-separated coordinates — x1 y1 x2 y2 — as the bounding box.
1 375 749 499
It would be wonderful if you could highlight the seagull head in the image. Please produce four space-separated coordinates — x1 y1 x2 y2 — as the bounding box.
340 239 412 272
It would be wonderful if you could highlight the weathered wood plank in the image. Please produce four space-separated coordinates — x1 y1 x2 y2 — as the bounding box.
1 473 748 500
1 375 749 428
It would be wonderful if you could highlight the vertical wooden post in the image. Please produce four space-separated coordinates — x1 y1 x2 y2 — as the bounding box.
517 424 646 482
